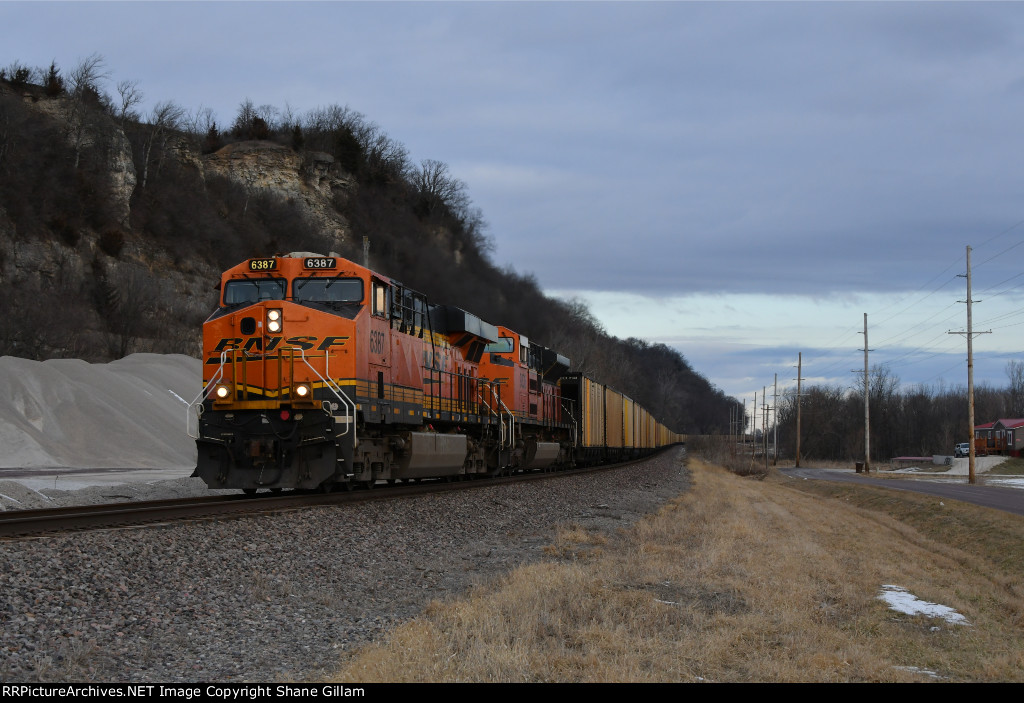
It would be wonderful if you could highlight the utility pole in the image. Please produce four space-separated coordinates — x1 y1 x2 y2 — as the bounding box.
729 404 737 454
864 314 870 473
966 246 976 486
762 385 770 473
773 373 778 466
949 245 991 485
735 400 744 453
741 399 745 446
751 391 757 468
795 353 804 468
854 314 871 473
363 236 370 268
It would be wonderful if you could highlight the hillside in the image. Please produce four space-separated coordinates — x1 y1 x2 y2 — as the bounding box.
0 61 735 433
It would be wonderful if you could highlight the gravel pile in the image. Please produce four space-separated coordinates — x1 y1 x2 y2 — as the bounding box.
0 448 689 683
0 476 231 511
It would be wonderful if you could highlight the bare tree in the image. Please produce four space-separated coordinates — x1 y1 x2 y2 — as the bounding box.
256 103 279 129
362 129 408 181
303 104 361 137
67 53 109 97
64 53 110 169
1007 360 1024 417
139 100 186 189
412 159 465 216
2 61 31 89
94 265 157 359
182 105 216 135
279 102 298 132
458 204 493 254
224 99 277 141
114 79 143 125
178 105 217 151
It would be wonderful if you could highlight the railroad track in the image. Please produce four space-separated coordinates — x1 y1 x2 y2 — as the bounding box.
0 460 640 539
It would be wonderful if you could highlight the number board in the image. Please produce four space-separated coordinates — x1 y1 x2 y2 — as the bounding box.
248 258 277 271
303 257 337 269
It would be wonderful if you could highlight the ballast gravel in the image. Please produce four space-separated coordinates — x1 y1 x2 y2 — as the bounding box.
0 448 689 683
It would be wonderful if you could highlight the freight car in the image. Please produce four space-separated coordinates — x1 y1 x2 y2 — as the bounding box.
189 253 681 493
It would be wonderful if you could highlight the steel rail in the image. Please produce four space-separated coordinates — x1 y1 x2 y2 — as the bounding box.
0 453 668 540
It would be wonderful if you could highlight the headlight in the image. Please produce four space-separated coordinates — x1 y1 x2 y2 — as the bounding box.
266 309 282 333
295 384 310 398
215 385 231 399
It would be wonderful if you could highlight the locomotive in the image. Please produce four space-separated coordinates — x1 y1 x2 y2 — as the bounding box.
189 252 681 493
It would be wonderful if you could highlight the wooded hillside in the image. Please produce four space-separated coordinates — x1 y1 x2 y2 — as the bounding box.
0 56 736 435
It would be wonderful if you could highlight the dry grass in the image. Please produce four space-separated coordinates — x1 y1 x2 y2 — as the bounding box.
988 457 1024 475
327 457 1024 682
687 435 771 478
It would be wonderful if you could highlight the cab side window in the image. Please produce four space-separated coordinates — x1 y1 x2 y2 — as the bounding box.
372 280 388 317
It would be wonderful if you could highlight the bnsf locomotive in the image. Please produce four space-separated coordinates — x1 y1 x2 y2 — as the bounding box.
190 252 681 493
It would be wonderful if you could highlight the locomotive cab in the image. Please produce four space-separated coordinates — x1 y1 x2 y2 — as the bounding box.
194 254 367 492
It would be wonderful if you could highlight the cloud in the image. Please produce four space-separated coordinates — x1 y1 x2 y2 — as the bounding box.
5 1 1024 395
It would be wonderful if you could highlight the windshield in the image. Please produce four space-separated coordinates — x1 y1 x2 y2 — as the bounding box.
294 277 363 304
223 278 286 306
485 337 514 353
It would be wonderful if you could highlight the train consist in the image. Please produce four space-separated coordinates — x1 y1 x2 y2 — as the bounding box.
189 253 682 493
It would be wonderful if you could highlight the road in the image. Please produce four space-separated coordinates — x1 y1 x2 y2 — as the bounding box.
778 467 1024 516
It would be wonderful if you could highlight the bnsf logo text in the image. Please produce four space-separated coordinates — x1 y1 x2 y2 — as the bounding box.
209 336 349 357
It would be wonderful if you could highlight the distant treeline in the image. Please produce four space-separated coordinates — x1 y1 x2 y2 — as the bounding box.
0 55 736 435
771 363 1024 461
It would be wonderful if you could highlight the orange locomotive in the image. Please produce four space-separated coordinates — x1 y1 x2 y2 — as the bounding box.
191 252 575 492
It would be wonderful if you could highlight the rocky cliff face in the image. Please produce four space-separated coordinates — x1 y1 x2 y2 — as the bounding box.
1 83 354 248
202 141 353 242
107 126 136 226
0 86 355 361
24 91 137 226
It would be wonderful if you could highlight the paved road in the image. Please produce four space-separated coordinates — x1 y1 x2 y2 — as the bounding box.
778 467 1024 516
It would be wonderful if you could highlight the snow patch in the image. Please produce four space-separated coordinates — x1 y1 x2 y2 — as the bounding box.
894 665 943 680
878 585 969 625
985 477 1024 489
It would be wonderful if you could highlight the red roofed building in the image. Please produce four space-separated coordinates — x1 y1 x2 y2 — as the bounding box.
974 419 1024 456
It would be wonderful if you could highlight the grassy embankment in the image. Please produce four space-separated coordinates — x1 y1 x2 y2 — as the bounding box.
986 457 1024 476
328 451 1024 682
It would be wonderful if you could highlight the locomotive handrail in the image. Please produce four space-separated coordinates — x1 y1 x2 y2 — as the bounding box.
482 382 515 450
291 346 357 445
475 381 509 449
561 399 578 447
475 384 498 426
186 348 233 439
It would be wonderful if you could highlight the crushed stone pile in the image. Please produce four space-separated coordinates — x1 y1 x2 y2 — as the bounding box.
0 353 200 471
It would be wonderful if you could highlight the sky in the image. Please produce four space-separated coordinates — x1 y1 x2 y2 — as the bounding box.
4 1 1024 412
